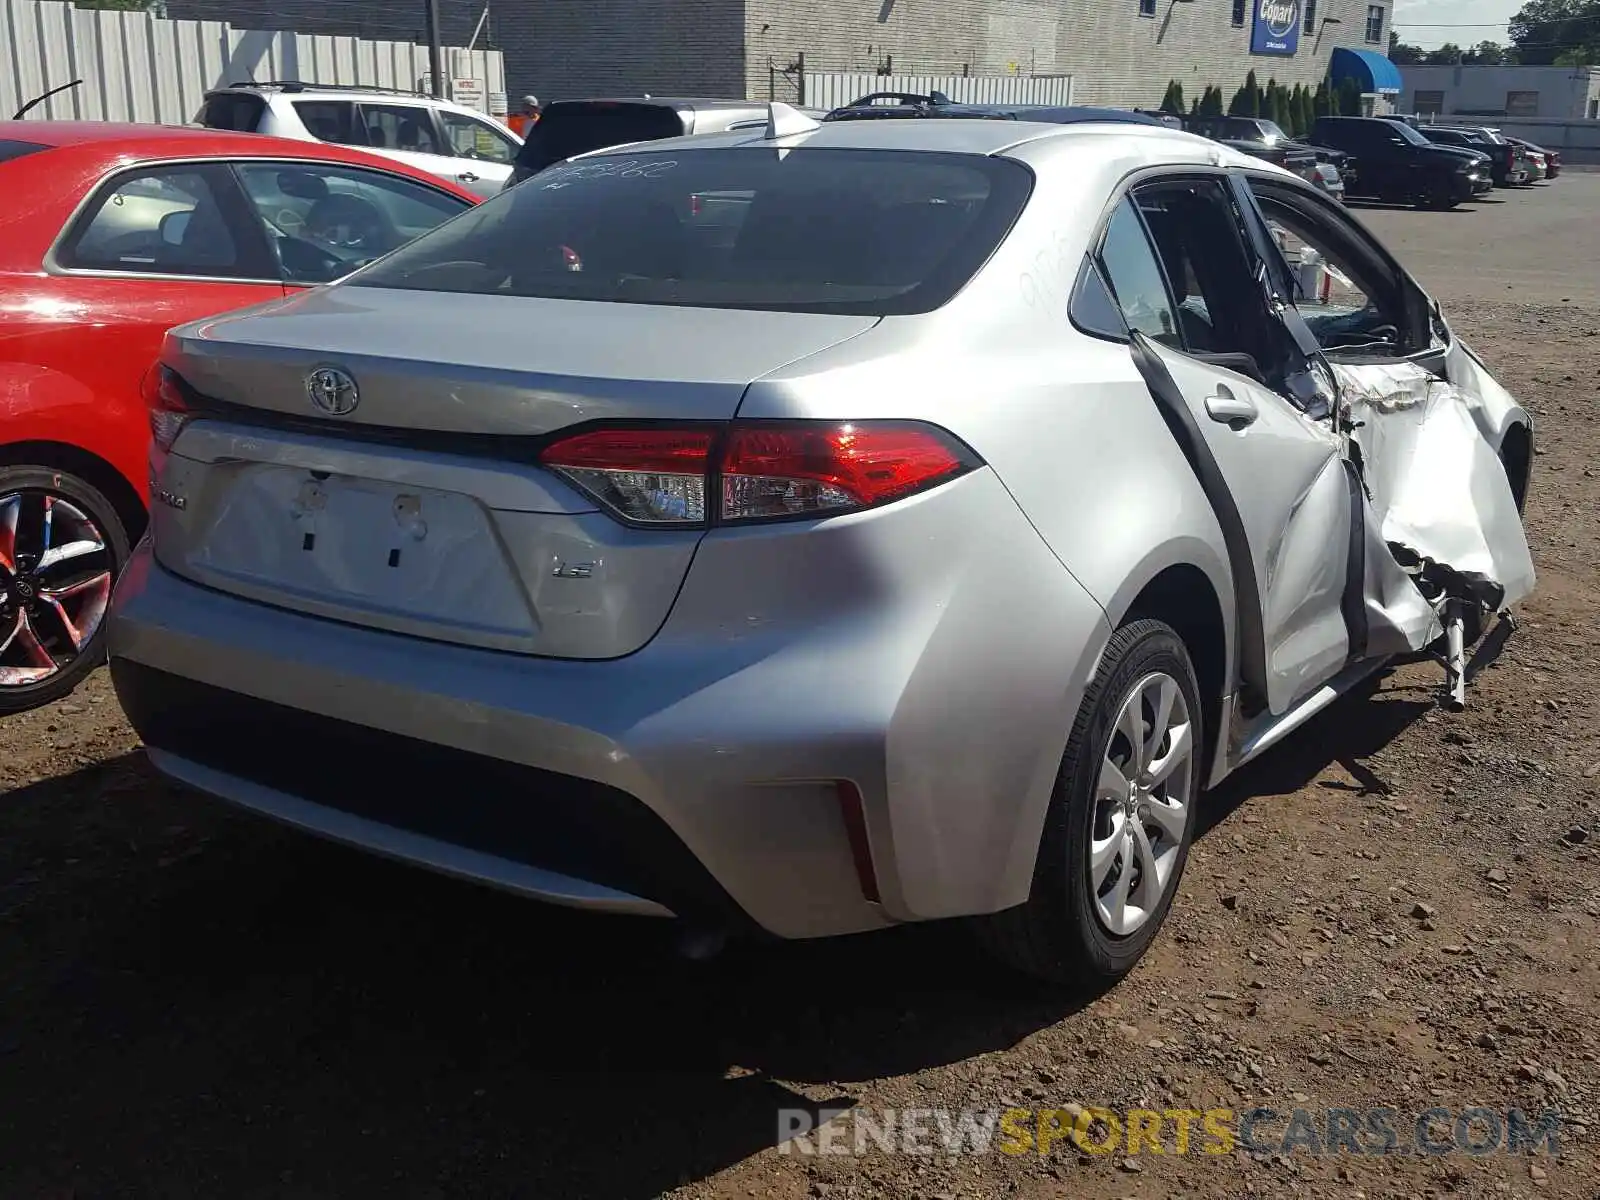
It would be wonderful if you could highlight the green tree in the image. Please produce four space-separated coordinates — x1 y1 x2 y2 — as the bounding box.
1243 69 1261 117
1467 40 1510 63
1509 0 1600 66
1424 42 1465 64
1287 84 1306 136
1228 84 1251 116
1299 84 1316 134
1389 31 1427 64
1312 80 1333 119
1337 75 1363 116
1160 80 1186 114
1202 85 1226 116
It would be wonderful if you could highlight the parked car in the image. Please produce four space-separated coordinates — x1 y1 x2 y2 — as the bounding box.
822 93 1167 128
1309 160 1346 201
504 97 783 188
1506 136 1560 179
1311 116 1488 207
1183 118 1347 202
194 82 522 200
1411 124 1526 187
109 109 1534 987
1508 139 1548 181
823 93 1165 126
0 122 476 712
1130 108 1185 129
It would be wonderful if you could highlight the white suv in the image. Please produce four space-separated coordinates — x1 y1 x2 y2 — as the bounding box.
195 82 522 200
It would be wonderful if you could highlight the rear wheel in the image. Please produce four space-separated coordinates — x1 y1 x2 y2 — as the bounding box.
0 466 129 715
975 620 1203 988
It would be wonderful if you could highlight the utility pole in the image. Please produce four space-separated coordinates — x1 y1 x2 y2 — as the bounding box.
425 0 445 98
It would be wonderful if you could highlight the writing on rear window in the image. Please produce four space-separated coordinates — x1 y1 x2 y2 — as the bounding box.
540 158 681 186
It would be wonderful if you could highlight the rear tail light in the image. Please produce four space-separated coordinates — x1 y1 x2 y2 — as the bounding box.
142 364 193 453
539 420 980 528
720 423 974 521
537 427 715 524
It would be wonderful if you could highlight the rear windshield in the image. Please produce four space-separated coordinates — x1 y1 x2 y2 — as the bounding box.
351 147 1034 316
514 103 686 174
195 92 266 131
0 138 51 166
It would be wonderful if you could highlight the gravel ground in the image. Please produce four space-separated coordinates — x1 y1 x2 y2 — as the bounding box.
1 182 1597 1200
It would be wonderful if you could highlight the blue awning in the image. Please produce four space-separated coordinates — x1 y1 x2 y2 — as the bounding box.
1330 47 1403 95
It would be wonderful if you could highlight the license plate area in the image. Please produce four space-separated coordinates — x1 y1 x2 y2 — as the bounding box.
190 465 538 645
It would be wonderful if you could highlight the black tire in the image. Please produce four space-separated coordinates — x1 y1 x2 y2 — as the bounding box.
1419 179 1459 210
0 465 130 716
974 619 1204 989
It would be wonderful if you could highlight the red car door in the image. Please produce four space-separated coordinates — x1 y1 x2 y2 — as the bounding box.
5 160 287 505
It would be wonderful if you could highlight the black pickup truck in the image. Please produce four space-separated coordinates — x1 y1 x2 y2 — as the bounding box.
1310 116 1489 209
1182 115 1348 189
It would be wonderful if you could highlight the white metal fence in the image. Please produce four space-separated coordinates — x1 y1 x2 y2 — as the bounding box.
1 0 507 125
801 71 1075 114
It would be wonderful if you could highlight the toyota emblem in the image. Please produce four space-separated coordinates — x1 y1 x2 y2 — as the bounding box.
306 366 360 416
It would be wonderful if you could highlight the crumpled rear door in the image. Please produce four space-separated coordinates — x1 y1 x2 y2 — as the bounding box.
1333 360 1536 653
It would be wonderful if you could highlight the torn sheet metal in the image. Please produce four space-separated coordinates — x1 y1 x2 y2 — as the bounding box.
1331 360 1535 654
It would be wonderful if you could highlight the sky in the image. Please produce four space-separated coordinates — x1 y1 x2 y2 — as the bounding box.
1390 0 1521 49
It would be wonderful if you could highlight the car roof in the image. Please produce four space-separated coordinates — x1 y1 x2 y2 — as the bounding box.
0 120 480 196
548 96 766 112
207 84 487 117
576 114 1273 172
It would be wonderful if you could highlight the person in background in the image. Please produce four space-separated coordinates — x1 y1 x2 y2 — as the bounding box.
508 95 540 137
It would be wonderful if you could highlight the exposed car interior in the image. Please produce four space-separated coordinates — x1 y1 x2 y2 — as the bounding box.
237 166 464 284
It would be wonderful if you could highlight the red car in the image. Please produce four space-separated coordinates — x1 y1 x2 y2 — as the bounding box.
0 122 478 712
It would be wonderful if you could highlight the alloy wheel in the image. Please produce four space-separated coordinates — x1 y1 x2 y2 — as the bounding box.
1088 671 1196 937
0 490 115 688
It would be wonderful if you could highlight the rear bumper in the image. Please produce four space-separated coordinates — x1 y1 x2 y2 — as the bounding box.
115 659 732 923
109 468 1111 939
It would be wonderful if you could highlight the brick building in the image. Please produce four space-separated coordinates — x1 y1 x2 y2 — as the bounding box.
168 0 1394 113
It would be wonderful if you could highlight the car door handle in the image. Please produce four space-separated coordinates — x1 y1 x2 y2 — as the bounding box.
1205 390 1259 429
458 171 480 183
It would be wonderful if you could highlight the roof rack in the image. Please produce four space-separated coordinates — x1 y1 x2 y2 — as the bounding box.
225 80 431 98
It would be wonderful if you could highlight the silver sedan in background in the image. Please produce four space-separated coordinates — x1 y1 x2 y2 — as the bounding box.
109 111 1534 987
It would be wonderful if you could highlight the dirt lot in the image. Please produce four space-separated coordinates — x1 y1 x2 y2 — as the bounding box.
2 179 1597 1200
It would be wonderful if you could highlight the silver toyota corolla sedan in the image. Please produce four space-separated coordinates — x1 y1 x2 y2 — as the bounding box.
108 107 1535 986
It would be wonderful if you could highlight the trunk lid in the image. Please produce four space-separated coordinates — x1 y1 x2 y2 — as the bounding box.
155 288 878 658
168 286 877 432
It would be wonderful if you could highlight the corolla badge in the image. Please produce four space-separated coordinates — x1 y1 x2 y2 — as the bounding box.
1259 0 1299 37
306 366 360 416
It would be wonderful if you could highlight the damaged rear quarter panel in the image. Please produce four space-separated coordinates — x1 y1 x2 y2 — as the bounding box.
1443 336 1534 457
